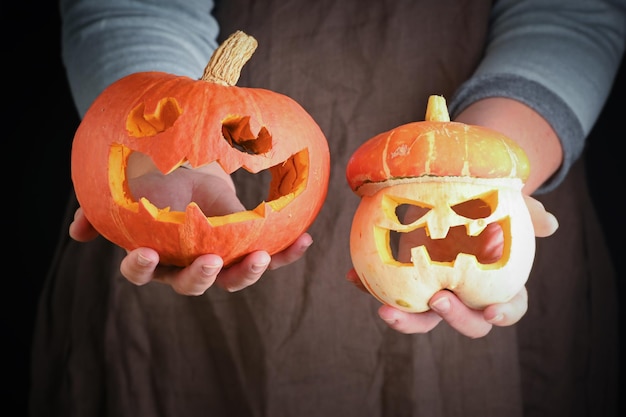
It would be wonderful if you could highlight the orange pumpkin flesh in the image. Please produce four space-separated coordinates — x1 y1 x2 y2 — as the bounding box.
71 31 330 267
346 95 534 312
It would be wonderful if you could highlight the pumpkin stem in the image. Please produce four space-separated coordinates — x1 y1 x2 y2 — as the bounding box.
201 30 258 86
425 95 451 122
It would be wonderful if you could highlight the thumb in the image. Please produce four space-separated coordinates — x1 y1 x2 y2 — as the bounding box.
524 195 559 238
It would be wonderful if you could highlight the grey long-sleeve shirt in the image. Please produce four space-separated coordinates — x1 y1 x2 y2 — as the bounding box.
60 0 626 192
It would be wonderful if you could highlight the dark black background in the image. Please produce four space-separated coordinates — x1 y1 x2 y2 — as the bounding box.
10 2 626 414
11 2 80 414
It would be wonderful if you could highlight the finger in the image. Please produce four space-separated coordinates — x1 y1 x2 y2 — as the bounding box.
482 286 528 327
165 254 223 296
268 233 314 270
215 251 271 292
378 304 443 334
428 291 493 338
524 195 559 237
68 207 100 242
345 268 369 293
120 248 161 286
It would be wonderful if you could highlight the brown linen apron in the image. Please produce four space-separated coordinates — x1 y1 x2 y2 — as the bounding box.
30 1 618 416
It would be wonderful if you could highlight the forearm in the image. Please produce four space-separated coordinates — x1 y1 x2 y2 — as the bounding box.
449 0 626 193
454 98 562 195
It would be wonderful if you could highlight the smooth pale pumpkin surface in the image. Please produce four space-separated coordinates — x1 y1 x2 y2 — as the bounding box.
350 177 535 313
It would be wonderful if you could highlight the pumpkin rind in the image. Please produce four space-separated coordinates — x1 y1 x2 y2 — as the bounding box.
346 97 530 196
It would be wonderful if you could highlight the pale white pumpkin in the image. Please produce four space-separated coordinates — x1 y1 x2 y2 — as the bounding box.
346 96 535 313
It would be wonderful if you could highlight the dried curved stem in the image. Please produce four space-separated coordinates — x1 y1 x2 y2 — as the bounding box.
201 30 258 86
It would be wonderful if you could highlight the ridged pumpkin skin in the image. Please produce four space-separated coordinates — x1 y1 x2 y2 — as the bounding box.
71 32 330 267
346 96 534 313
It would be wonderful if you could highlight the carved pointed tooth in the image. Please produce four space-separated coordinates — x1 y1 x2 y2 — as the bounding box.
409 245 433 266
425 218 450 239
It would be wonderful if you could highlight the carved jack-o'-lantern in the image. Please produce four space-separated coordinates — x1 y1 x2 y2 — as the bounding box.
346 95 535 313
71 31 330 267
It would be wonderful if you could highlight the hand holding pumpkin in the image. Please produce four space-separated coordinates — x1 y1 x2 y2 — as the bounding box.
69 31 330 282
345 95 560 337
69 202 314 295
346 193 558 337
346 95 538 313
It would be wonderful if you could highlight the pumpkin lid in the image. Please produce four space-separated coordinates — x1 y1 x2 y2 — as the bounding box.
346 95 530 195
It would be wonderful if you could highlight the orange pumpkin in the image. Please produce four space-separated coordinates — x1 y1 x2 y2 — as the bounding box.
71 31 330 267
346 95 534 312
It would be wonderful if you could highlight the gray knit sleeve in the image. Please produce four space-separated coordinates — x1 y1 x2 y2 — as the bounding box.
60 0 220 117
448 0 626 193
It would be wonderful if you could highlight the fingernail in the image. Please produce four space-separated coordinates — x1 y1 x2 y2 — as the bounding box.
251 262 269 273
382 317 397 325
201 264 221 276
549 213 560 231
137 253 153 267
430 297 450 314
486 313 504 324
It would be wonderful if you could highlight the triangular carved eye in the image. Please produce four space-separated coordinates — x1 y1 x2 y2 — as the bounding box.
395 203 430 225
222 115 272 154
127 97 182 137
451 190 498 219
